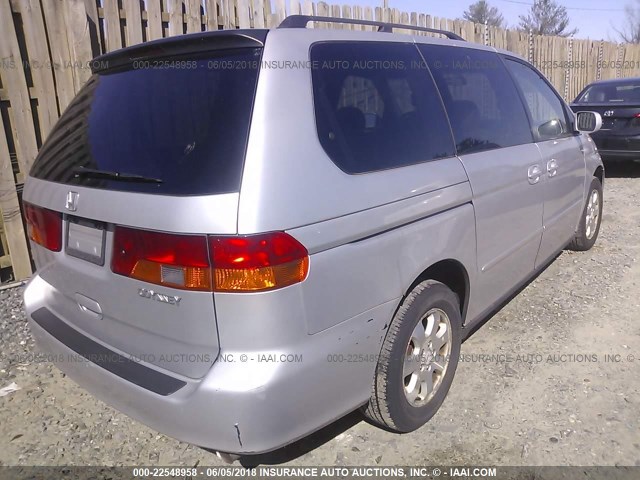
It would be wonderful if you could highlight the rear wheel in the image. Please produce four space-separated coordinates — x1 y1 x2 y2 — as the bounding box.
363 280 462 432
568 177 602 251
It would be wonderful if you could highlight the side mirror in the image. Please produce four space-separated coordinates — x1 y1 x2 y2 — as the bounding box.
575 111 603 133
538 118 563 139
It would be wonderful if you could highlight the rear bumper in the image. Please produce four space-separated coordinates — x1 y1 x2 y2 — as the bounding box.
30 307 187 395
24 274 396 454
591 134 640 160
596 149 640 161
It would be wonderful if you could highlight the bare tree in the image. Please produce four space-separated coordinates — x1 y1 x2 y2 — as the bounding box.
518 0 578 37
462 1 505 27
614 1 640 43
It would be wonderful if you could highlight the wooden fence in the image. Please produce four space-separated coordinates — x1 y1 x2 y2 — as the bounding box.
1 0 640 281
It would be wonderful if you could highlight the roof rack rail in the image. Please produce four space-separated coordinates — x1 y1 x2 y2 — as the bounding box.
278 15 465 41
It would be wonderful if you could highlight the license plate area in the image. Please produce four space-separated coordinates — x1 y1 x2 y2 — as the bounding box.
66 216 106 266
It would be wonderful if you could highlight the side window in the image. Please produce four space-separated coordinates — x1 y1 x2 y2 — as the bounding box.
337 76 385 129
310 42 455 174
419 45 533 155
504 58 571 141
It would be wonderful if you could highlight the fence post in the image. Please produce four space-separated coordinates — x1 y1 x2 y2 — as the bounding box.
597 40 603 81
564 36 573 101
0 1 39 174
484 18 488 46
616 43 623 78
0 114 32 280
528 29 533 63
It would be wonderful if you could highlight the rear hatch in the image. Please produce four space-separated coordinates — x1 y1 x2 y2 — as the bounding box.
23 31 266 379
571 80 640 149
571 104 640 133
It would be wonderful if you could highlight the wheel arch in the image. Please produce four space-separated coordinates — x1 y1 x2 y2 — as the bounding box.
404 259 470 324
594 165 604 186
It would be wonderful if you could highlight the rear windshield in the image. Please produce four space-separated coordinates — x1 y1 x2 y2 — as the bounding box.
30 48 262 195
575 81 640 104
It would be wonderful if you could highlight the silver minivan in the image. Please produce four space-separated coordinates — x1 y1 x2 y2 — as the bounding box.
22 16 604 457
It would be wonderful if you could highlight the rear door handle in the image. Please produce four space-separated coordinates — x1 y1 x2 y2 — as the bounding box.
547 159 558 177
528 164 542 185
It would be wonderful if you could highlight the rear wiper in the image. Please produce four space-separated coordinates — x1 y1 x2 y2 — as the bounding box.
73 167 163 184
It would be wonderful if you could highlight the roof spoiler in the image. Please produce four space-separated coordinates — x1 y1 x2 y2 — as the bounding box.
92 30 268 73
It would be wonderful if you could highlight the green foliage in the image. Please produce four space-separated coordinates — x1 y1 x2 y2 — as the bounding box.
462 1 505 28
518 0 578 37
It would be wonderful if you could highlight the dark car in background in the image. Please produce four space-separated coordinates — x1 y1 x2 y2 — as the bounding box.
571 77 640 161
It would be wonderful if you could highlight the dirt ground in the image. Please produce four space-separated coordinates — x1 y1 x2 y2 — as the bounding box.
1 163 639 468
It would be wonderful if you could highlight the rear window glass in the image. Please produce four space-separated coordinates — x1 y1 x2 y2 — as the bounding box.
310 42 455 174
29 48 262 195
575 81 640 103
420 45 533 155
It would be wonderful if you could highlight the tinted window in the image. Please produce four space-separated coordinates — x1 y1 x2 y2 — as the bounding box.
310 42 455 174
30 48 262 195
419 45 533 155
575 80 640 103
505 58 570 141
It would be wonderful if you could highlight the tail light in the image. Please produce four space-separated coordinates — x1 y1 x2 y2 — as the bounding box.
23 202 62 252
111 227 309 292
210 233 309 292
112 227 212 291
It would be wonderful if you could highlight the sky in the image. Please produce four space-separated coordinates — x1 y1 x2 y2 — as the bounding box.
351 0 630 41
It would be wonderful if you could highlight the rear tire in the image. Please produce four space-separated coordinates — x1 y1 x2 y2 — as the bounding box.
568 177 602 252
363 280 462 432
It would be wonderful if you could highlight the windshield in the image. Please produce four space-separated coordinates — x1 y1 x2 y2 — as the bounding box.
30 48 262 195
575 81 640 104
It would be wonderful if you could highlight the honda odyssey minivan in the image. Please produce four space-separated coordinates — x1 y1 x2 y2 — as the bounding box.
23 15 604 457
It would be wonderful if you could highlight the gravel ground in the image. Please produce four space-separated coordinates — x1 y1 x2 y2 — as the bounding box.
1 163 639 468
